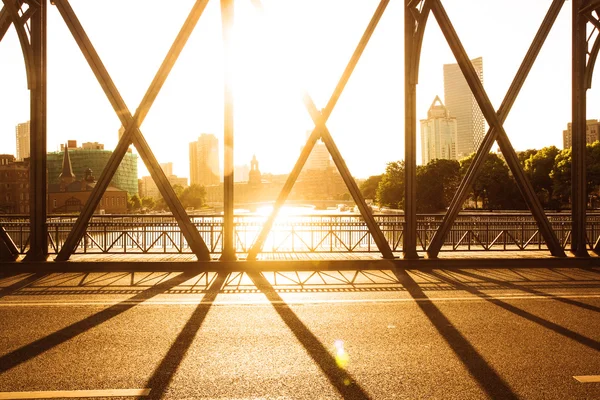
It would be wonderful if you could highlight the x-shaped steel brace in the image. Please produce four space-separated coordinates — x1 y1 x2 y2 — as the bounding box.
53 0 211 261
247 0 393 261
427 0 566 258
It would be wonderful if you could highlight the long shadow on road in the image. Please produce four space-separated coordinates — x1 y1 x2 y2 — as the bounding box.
145 272 226 400
0 271 198 374
454 269 600 314
394 268 519 400
247 271 371 400
0 272 47 299
425 269 600 352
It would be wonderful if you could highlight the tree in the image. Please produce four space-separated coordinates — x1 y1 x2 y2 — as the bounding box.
141 197 155 210
416 159 460 212
551 141 600 208
376 161 404 209
517 149 539 167
127 194 141 211
551 148 571 206
179 184 206 210
459 152 516 210
360 175 383 200
524 146 560 207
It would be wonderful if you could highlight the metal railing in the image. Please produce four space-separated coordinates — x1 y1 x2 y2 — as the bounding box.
1 212 599 255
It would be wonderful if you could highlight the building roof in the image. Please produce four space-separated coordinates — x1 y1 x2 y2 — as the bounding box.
48 180 124 193
58 143 76 181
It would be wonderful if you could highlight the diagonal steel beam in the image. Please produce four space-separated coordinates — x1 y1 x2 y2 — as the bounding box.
0 5 11 42
428 0 565 258
53 0 211 261
0 225 19 261
580 0 600 15
429 0 565 257
303 93 394 259
246 0 390 261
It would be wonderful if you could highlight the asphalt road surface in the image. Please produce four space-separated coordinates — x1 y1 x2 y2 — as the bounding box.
0 267 599 399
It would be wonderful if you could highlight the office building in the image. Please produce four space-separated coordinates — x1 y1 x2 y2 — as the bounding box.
15 121 30 161
563 119 600 149
189 134 220 186
47 140 138 196
420 96 457 164
0 154 29 214
443 57 485 159
160 162 173 177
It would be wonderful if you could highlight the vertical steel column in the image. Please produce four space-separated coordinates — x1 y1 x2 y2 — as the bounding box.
403 0 418 259
23 0 47 262
220 0 236 261
572 0 589 256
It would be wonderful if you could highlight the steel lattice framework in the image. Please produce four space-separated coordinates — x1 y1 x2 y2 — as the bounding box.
1 0 599 266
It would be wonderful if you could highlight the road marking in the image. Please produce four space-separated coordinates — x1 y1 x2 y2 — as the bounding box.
574 375 600 383
0 293 600 306
0 389 150 399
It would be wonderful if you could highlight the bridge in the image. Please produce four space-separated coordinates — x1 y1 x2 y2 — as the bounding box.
1 0 600 270
2 2 600 399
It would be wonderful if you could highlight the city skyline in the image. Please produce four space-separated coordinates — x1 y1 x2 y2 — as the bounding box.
0 0 598 179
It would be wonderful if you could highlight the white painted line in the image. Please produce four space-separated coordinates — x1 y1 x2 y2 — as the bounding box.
0 389 150 399
574 375 600 383
0 293 600 306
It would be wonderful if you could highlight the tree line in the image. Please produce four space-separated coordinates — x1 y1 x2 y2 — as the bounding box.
360 141 600 212
127 184 207 212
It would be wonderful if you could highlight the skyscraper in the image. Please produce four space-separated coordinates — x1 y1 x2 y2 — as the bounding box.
304 130 332 171
420 96 457 165
15 121 30 161
443 57 485 160
189 134 220 186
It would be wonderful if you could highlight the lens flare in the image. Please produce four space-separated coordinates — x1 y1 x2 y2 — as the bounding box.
334 340 349 369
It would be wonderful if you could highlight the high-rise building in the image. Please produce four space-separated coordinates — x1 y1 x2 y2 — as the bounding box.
189 134 220 186
443 57 485 159
562 120 600 149
47 140 138 196
15 121 30 161
160 162 173 177
420 96 457 165
304 131 332 171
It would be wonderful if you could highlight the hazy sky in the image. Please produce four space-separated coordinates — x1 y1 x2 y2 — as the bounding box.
0 0 597 179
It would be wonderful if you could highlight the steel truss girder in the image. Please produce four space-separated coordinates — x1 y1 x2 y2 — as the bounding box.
246 0 392 261
427 0 566 258
53 0 211 262
428 0 566 258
